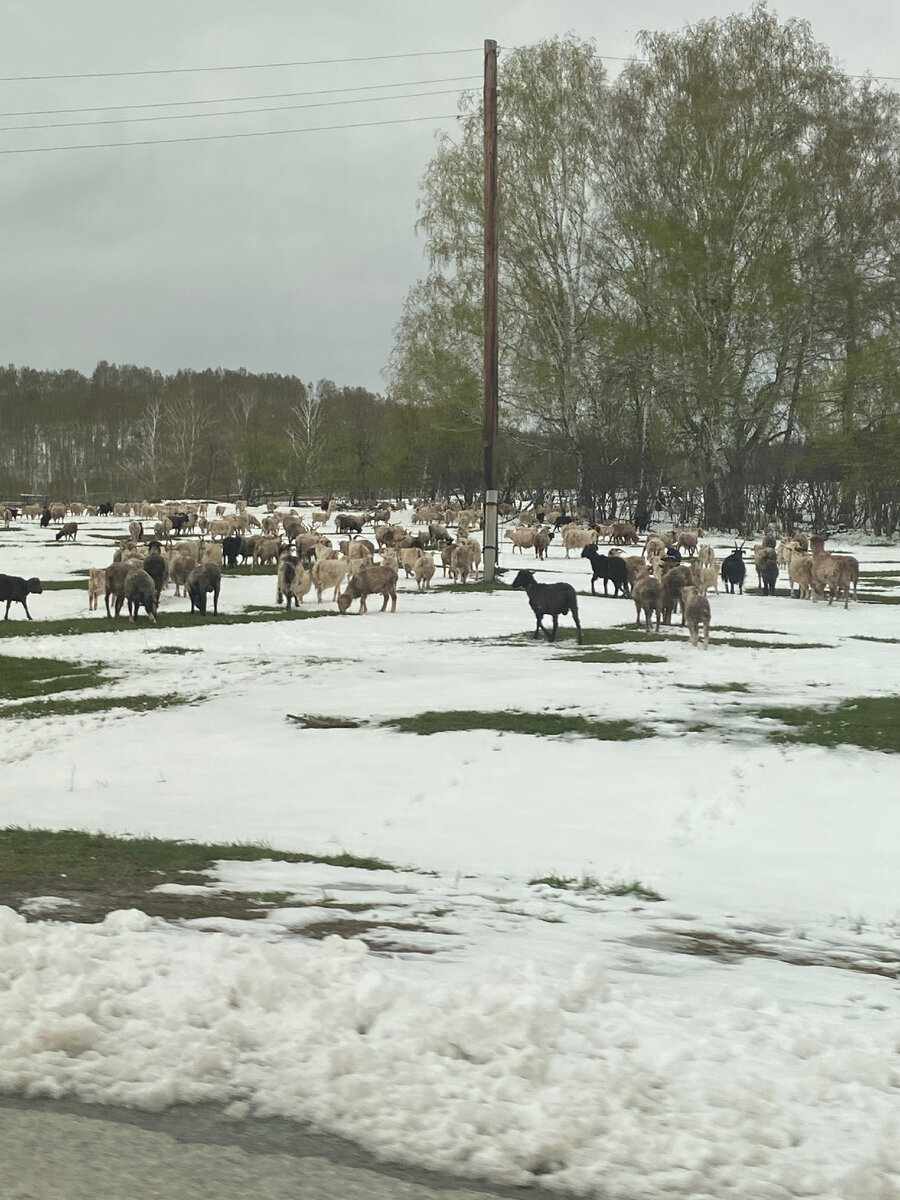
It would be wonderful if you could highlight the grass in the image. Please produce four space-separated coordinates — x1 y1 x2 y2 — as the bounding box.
677 681 751 693
34 579 85 591
0 608 335 638
561 649 667 664
383 709 651 741
529 874 665 902
146 645 203 655
2 693 191 719
851 636 900 644
0 655 107 702
0 828 399 924
440 578 508 593
753 695 900 753
856 593 900 605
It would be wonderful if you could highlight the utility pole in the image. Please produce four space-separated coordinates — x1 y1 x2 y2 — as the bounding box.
482 37 500 583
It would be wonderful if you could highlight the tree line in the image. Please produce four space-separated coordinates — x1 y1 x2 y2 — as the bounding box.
388 7 900 534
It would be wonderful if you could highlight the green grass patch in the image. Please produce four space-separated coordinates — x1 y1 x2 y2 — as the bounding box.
851 635 900 644
561 649 667 664
440 579 507 593
753 695 900 753
2 693 190 719
383 709 651 741
713 625 790 636
0 608 336 638
706 636 828 649
0 828 399 925
677 681 751 693
146 645 203 655
856 593 900 605
36 579 85 591
0 655 107 701
530 874 664 902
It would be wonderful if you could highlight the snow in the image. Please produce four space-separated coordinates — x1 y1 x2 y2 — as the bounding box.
1 510 899 1199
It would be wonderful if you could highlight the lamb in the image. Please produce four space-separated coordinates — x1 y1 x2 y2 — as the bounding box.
187 563 222 614
682 585 711 648
414 553 436 591
580 546 629 597
0 574 43 620
632 575 663 632
721 546 747 594
311 556 349 603
510 569 581 644
88 566 106 611
55 522 78 542
124 568 157 622
336 564 398 614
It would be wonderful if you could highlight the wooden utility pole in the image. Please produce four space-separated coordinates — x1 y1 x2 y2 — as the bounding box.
482 37 500 583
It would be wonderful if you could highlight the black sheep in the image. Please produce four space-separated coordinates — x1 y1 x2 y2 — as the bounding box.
222 534 242 568
188 563 222 614
511 569 582 644
0 574 43 620
580 546 629 597
143 552 167 601
721 546 746 594
759 551 779 596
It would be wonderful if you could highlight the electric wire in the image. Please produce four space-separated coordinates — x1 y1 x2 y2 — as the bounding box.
0 111 460 155
0 86 474 134
0 74 480 119
0 47 482 83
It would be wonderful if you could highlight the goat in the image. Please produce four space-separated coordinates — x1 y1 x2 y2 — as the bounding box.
187 563 222 614
276 550 303 610
661 564 693 625
809 536 856 609
682 586 711 648
510 569 581 644
55 522 78 542
414 553 436 591
758 549 779 596
721 546 746 594
88 566 106 611
632 576 663 632
124 568 157 622
336 564 398 613
580 545 629 597
0 574 43 620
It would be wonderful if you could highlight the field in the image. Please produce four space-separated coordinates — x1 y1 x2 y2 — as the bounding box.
1 508 899 1199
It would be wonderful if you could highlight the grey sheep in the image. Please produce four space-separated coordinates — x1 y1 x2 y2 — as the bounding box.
187 562 222 614
0 574 43 620
124 568 158 623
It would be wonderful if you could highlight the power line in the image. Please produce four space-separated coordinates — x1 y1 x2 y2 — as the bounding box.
0 47 481 84
0 111 459 156
0 87 472 135
0 74 479 119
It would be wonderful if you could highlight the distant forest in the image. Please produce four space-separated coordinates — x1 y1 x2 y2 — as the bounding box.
1 359 899 534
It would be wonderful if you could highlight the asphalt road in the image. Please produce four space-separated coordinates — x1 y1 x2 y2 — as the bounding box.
0 1097 587 1200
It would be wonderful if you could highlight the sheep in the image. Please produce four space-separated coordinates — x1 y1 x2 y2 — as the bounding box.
610 521 639 546
786 547 812 599
124 568 157 622
661 564 694 625
208 518 231 541
104 562 131 617
311 556 349 603
505 527 536 554
414 552 436 591
168 554 197 598
142 550 168 602
759 549 779 596
449 542 474 584
632 575 663 632
397 546 424 578
643 535 667 560
336 513 364 535
721 546 747 594
128 520 144 542
809 536 856 609
580 545 629 597
187 563 222 614
222 534 243 568
682 585 711 649
55 522 78 542
87 566 106 611
0 574 43 620
253 536 282 569
200 543 223 567
533 527 553 560
697 544 716 571
675 531 699 557
510 569 581 644
462 537 482 575
336 564 398 613
689 560 719 596
560 524 598 558
276 550 303 610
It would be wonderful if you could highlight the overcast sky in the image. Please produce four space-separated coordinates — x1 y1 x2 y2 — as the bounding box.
2 1 898 393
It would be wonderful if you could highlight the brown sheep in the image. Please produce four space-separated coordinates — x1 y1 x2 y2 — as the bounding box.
632 576 663 632
336 564 398 614
682 585 711 649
